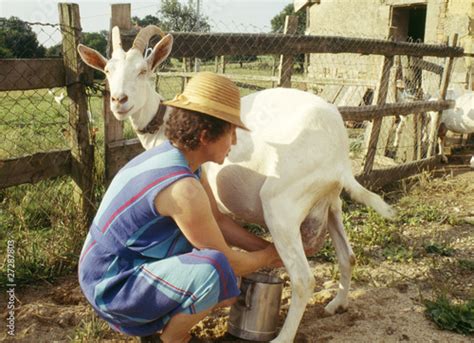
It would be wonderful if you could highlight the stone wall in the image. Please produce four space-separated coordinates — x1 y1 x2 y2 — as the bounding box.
304 0 473 96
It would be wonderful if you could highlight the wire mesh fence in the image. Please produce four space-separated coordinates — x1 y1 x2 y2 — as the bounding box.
153 31 462 176
0 8 467 286
0 21 103 285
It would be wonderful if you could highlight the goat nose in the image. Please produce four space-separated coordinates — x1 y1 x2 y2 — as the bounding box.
111 94 128 104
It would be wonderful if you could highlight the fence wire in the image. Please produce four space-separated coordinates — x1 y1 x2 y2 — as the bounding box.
0 21 104 285
154 27 466 176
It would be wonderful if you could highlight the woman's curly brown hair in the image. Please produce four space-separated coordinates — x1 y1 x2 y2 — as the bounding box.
165 108 232 150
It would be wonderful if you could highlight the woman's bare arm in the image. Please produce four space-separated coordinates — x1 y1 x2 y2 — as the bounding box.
154 177 280 276
200 169 270 252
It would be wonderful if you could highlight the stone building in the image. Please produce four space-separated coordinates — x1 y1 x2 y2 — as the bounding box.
294 0 473 101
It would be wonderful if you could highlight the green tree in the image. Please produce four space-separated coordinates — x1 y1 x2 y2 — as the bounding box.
132 15 161 27
271 4 306 34
45 44 61 57
159 0 210 32
45 30 107 58
0 31 13 57
82 30 108 56
271 4 307 72
0 46 13 58
0 17 46 58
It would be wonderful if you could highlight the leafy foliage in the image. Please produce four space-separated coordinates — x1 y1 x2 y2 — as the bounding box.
424 243 455 257
132 14 161 27
270 4 307 34
458 259 474 272
270 4 307 68
159 0 210 32
0 16 46 58
82 31 108 56
425 296 474 335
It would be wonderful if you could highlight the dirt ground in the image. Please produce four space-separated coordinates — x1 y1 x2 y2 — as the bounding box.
1 169 473 343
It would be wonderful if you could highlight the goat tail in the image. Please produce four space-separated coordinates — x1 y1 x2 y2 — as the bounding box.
343 172 396 220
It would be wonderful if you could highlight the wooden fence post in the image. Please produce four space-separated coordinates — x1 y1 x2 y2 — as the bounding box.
221 55 226 74
427 34 458 157
271 56 277 88
104 4 132 182
363 55 394 174
58 3 95 224
182 57 189 91
278 15 298 88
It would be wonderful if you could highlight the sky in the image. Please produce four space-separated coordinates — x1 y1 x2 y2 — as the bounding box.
0 0 292 46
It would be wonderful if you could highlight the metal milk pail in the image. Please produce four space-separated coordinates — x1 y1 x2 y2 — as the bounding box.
228 272 283 341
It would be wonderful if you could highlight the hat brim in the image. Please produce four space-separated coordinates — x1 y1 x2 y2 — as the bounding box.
163 97 250 131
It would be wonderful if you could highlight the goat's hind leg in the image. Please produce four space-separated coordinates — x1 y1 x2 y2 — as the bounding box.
324 198 356 315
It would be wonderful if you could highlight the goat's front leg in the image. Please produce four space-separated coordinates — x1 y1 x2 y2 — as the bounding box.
393 115 407 148
325 199 355 314
427 111 440 157
261 189 315 343
438 123 448 163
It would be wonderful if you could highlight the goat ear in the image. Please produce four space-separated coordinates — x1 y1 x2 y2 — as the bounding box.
147 34 173 72
77 44 108 72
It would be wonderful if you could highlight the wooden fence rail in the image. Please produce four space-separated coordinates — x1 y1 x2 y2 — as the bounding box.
121 31 464 58
0 59 66 91
339 99 454 122
0 150 72 188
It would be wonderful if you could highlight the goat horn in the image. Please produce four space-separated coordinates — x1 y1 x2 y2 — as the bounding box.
112 26 123 51
132 25 166 53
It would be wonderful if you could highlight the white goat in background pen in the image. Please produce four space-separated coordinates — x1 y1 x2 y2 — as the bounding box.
78 26 396 342
392 87 417 149
427 89 474 163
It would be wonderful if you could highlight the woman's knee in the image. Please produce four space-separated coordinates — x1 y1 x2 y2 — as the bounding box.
199 249 233 274
219 296 237 308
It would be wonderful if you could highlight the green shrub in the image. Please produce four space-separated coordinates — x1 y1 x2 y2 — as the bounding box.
425 296 474 335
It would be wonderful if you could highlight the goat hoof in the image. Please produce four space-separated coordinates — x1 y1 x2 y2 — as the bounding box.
324 300 348 315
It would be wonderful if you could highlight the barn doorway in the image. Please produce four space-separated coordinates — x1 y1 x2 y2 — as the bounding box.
391 4 427 43
391 5 427 94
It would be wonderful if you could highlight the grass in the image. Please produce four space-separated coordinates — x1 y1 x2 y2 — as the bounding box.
70 308 114 342
0 177 85 286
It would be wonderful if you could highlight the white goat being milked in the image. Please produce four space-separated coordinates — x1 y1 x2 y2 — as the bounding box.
78 26 396 342
428 89 474 162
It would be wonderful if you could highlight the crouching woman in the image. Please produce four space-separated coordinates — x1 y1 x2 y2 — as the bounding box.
78 72 281 343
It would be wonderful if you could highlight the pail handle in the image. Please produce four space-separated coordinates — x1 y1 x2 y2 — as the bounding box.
244 282 254 309
237 281 255 310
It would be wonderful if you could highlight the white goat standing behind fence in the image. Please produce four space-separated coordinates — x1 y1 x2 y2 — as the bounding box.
427 89 474 162
78 25 396 342
392 88 417 149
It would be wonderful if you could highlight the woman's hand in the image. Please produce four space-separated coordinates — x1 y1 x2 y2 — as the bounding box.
263 244 283 268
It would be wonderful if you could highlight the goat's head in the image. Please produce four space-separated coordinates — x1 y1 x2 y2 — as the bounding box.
77 25 173 121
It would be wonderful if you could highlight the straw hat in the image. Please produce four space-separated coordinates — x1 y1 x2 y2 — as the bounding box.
163 72 249 130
